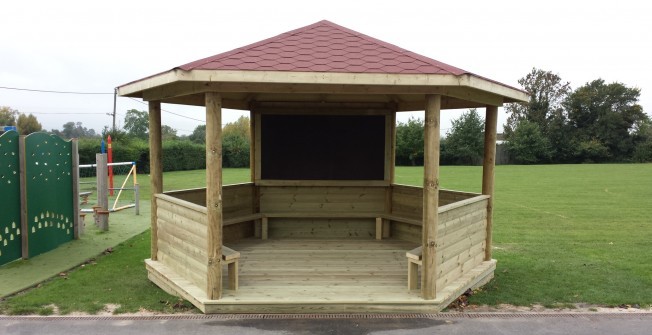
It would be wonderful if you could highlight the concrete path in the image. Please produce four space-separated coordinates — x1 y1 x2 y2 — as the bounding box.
0 204 149 297
1 313 651 335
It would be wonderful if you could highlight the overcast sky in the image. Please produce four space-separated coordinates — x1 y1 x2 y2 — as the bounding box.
2 0 650 136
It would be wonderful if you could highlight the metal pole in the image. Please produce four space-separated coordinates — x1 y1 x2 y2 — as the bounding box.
112 88 117 131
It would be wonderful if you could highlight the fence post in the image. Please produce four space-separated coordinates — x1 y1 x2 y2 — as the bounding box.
134 183 140 216
95 153 109 231
18 136 29 259
72 139 81 238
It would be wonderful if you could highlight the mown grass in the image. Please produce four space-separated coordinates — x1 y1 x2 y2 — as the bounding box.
1 164 650 314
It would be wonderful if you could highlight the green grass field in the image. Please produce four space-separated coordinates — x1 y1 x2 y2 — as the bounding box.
1 164 650 314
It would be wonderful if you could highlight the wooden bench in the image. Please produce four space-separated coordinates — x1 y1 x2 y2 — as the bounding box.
406 246 422 290
222 246 240 290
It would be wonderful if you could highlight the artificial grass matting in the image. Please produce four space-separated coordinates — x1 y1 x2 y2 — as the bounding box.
0 203 150 297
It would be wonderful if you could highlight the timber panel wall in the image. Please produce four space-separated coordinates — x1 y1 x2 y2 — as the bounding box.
435 197 488 290
222 183 256 241
259 186 385 238
155 195 208 292
390 185 480 243
165 184 256 242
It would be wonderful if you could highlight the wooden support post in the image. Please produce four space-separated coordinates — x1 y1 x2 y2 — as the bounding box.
249 110 256 182
261 217 268 240
96 153 109 231
149 101 162 261
206 92 223 300
384 111 396 238
71 139 81 238
482 105 498 261
422 94 441 300
375 217 383 240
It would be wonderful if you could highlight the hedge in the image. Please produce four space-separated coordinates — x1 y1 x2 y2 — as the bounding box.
78 138 227 173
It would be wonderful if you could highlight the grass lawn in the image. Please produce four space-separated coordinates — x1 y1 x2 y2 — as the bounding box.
1 164 650 314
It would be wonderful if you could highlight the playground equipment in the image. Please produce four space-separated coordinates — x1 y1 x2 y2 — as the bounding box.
78 160 140 214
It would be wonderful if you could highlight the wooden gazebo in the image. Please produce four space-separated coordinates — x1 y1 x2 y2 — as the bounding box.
118 20 528 313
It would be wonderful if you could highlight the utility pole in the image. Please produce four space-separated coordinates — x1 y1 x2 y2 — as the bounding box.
112 88 117 131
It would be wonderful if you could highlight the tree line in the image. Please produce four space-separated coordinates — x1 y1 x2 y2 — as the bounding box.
4 67 650 167
397 68 651 165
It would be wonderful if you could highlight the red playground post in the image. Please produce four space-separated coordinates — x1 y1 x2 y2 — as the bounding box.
108 135 114 196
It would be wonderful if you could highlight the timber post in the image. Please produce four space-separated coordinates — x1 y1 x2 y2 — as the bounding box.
482 105 498 261
206 92 224 300
422 94 441 300
148 101 162 260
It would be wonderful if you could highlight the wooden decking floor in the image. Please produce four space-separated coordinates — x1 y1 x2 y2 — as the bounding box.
146 238 497 313
223 238 421 303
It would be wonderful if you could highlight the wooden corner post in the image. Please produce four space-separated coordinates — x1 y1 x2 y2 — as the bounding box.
206 92 224 300
149 101 162 260
482 105 498 261
422 94 441 300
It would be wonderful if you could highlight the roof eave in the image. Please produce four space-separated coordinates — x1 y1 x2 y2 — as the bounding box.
117 69 528 105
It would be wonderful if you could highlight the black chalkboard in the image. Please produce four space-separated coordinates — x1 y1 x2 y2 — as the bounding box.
260 114 386 180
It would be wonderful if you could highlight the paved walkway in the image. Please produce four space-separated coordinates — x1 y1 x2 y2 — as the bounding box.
1 313 651 335
0 204 149 297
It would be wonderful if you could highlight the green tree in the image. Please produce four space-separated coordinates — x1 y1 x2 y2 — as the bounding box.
505 120 552 164
52 121 97 139
123 109 149 138
442 109 484 165
505 68 572 162
189 125 206 144
0 106 18 126
505 68 571 134
395 117 424 166
564 79 648 162
161 125 178 141
17 113 42 135
222 116 250 168
632 120 652 162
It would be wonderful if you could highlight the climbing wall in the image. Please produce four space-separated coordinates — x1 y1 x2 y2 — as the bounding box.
0 131 21 266
24 133 74 258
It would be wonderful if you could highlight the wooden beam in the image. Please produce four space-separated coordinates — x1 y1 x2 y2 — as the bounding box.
205 92 223 300
120 69 529 104
149 101 163 260
482 105 498 261
249 110 255 182
422 94 441 300
254 112 262 182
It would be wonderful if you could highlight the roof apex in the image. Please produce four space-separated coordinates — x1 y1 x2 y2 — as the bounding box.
176 20 469 76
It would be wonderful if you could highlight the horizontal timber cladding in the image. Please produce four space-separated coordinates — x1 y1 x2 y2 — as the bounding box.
164 183 255 219
259 186 386 213
164 187 207 206
155 194 208 291
164 183 257 242
435 196 488 292
390 184 481 221
268 219 376 239
259 186 386 239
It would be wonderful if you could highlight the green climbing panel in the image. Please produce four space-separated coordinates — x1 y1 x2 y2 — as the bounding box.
0 131 21 266
24 133 74 258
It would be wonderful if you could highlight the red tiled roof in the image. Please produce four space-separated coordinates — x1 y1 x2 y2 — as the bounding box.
178 20 469 75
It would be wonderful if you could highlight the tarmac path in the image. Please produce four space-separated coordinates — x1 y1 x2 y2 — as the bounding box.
1 313 651 335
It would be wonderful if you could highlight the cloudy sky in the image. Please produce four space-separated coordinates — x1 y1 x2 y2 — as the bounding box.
2 0 650 136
